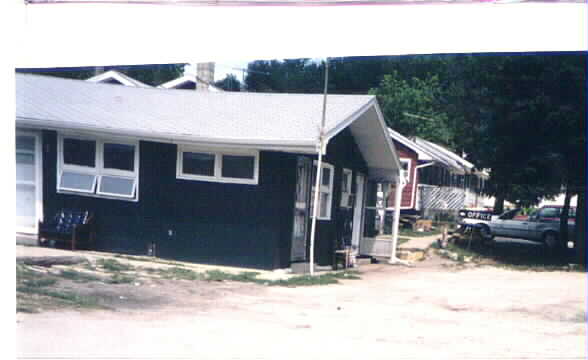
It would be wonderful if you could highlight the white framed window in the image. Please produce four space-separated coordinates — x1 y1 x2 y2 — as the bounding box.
340 168 353 208
400 158 411 182
57 134 139 201
311 161 334 220
176 145 259 185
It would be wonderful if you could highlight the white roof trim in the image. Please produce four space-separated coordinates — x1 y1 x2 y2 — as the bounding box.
17 116 318 153
158 74 223 92
326 100 401 181
158 74 196 89
374 102 402 175
417 138 475 170
86 70 152 88
387 127 433 161
413 137 471 174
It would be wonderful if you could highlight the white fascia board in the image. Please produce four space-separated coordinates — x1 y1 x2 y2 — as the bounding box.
414 137 465 173
422 139 475 170
16 116 318 154
373 102 402 176
388 127 433 161
87 71 145 87
323 98 401 179
324 97 376 141
158 75 196 89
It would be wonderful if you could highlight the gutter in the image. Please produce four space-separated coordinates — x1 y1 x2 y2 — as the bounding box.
16 117 318 153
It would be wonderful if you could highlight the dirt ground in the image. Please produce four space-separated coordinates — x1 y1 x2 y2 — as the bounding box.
16 254 587 360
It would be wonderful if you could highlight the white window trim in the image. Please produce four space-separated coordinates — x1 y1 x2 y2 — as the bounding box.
312 161 335 221
57 133 140 201
400 158 411 180
16 129 44 234
176 145 259 185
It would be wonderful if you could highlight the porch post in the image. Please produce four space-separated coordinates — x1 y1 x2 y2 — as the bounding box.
388 174 409 265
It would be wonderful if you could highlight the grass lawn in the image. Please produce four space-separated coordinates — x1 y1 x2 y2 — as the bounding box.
17 257 363 314
435 237 585 272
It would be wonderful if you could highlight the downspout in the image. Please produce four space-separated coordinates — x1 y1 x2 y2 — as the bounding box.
308 57 329 276
388 172 410 266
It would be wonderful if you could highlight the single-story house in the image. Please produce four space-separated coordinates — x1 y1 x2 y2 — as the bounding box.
15 73 402 270
413 137 489 215
86 63 222 92
386 127 434 212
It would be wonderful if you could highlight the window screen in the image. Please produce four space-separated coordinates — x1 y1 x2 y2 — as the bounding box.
322 167 331 186
183 152 215 176
221 155 255 179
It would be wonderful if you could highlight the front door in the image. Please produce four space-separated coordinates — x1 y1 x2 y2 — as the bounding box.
290 156 312 262
16 132 42 234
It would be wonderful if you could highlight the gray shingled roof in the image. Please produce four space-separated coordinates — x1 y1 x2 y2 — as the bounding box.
414 137 474 174
16 73 401 180
18 74 372 147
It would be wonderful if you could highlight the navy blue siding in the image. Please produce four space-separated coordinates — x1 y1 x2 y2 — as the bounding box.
312 129 369 266
41 127 368 269
41 131 297 269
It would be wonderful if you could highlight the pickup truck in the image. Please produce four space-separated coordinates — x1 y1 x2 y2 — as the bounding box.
486 206 576 248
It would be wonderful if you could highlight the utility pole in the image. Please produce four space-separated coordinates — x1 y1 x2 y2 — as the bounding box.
308 58 329 276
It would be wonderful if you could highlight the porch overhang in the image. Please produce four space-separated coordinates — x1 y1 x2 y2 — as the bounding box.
325 100 401 182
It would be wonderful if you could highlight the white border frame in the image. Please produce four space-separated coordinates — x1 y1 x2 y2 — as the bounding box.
176 145 260 185
312 160 334 221
57 133 140 201
15 129 43 234
400 158 411 181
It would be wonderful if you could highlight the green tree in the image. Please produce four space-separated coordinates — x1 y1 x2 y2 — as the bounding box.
441 54 584 213
18 64 184 86
369 71 454 148
214 74 242 91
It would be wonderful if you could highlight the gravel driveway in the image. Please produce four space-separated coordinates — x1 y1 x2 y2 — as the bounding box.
17 255 586 360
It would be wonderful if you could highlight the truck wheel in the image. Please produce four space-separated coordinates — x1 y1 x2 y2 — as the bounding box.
543 231 559 250
479 225 495 246
479 225 494 241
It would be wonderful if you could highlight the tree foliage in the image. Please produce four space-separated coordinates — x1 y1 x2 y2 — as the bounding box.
244 54 585 216
369 71 453 148
214 74 242 91
18 64 184 86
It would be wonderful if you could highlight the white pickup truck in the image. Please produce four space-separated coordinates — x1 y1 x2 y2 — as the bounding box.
459 206 576 249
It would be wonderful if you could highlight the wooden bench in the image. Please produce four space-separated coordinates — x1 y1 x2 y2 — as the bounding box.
38 210 95 251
